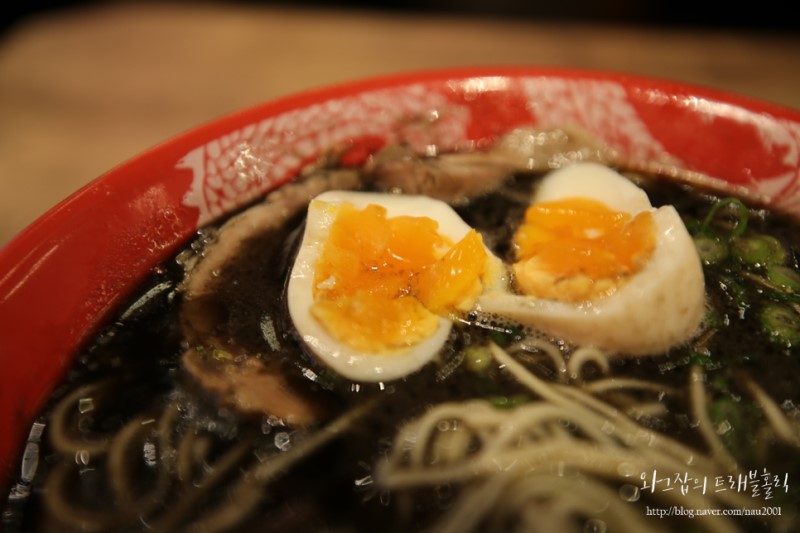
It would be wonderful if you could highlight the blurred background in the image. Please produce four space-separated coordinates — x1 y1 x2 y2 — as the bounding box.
5 0 800 32
1 0 799 243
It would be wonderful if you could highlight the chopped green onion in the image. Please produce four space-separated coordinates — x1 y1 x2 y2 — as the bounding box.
488 394 530 409
766 265 800 292
766 291 800 305
718 276 749 309
760 304 800 348
709 397 741 428
689 351 713 367
731 235 788 266
490 325 523 347
693 236 729 265
699 198 749 240
464 345 492 374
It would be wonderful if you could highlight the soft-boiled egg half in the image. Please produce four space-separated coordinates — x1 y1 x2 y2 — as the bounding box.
288 190 504 382
477 162 705 355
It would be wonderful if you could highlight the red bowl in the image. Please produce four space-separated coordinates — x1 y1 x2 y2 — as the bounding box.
2 66 800 496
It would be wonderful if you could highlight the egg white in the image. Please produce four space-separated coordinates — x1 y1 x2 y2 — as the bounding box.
288 190 504 382
477 163 706 355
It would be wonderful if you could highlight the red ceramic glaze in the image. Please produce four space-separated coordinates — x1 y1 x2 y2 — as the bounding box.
2 67 799 498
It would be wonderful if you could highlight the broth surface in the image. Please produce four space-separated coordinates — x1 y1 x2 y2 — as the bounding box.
3 148 800 532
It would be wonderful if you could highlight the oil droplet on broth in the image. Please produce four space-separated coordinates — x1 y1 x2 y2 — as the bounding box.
619 484 641 502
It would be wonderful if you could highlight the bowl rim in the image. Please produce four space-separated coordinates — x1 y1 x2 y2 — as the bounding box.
5 65 800 253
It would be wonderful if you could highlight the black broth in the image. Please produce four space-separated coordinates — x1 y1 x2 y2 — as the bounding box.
4 169 800 533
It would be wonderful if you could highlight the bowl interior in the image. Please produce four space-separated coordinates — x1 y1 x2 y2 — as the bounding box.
2 66 800 495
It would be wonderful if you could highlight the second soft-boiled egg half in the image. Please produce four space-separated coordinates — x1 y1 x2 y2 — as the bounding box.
477 162 706 355
288 190 504 382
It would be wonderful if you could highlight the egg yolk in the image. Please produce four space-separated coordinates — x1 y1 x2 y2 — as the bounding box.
311 202 488 352
513 197 656 302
